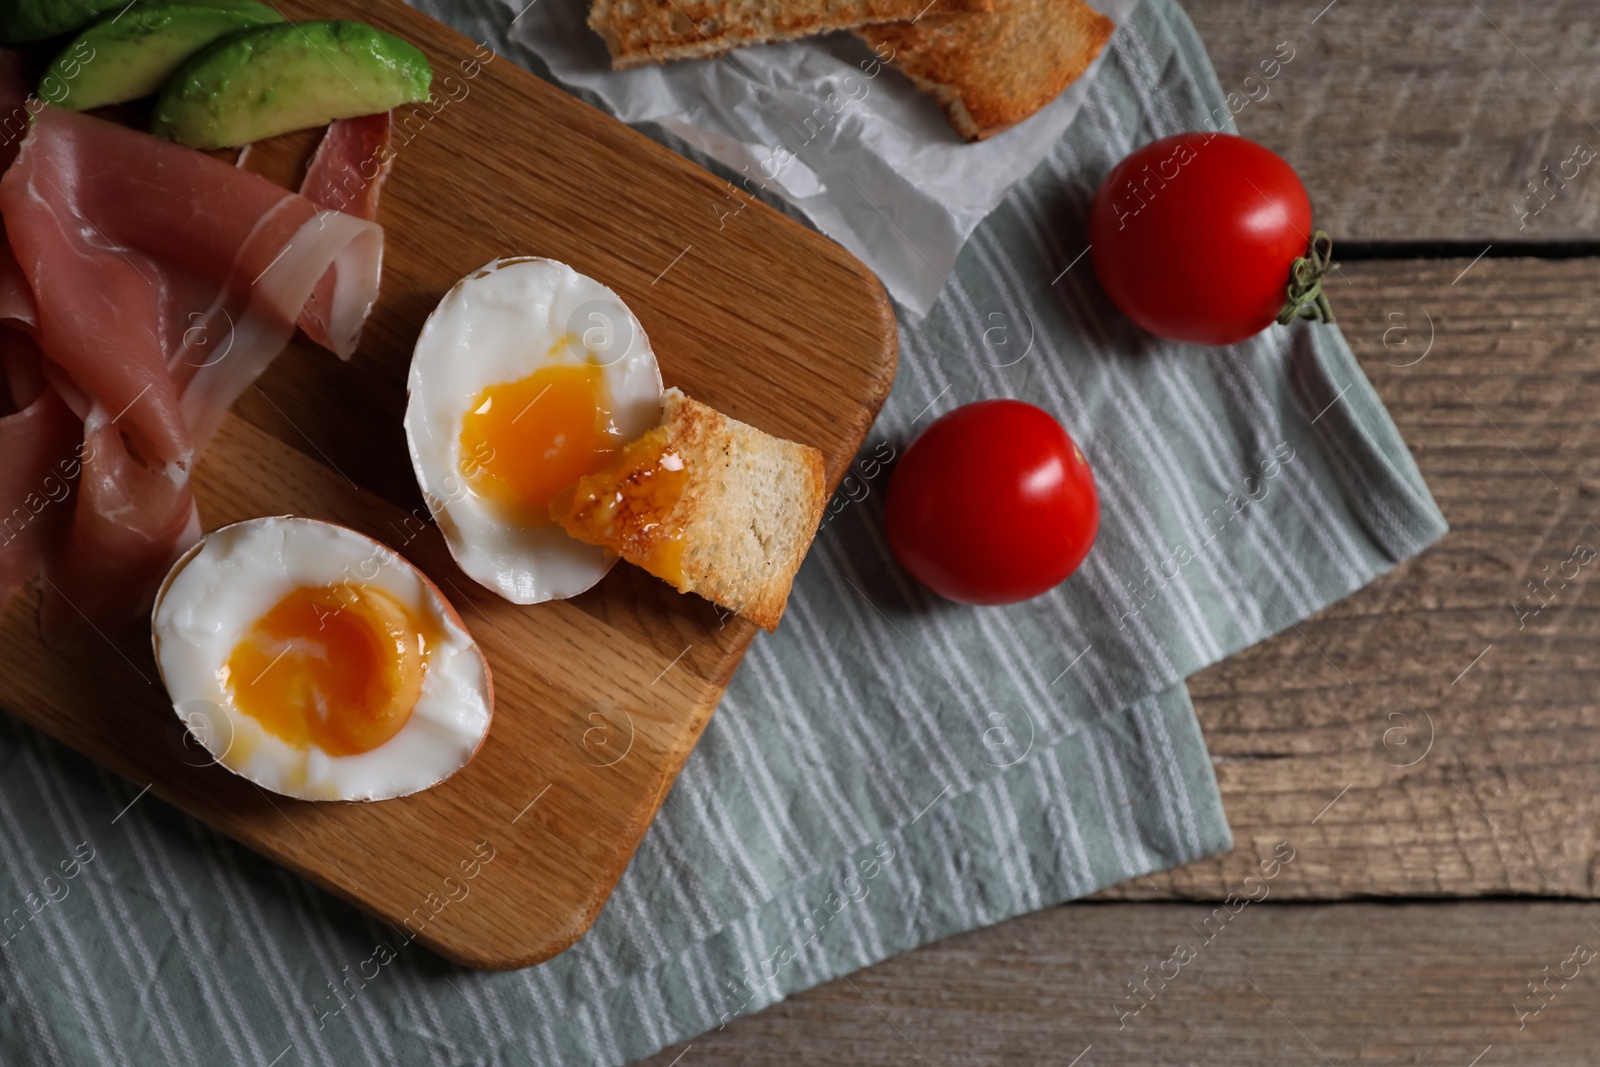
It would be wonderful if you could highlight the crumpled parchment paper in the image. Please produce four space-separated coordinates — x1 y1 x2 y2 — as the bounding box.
506 0 1139 317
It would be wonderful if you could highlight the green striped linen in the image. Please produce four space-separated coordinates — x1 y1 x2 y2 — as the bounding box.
0 1 1445 1063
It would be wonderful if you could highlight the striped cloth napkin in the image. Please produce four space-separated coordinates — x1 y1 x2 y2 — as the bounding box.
0 1 1445 1064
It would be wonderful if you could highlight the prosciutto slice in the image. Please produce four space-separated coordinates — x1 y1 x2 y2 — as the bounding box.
0 91 383 642
297 112 394 358
302 112 395 221
0 333 79 601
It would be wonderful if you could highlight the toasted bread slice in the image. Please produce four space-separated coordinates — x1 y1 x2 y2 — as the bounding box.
858 0 1114 140
589 0 994 69
552 388 826 631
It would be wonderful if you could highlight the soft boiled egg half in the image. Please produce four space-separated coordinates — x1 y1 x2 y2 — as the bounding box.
404 257 663 603
151 517 493 802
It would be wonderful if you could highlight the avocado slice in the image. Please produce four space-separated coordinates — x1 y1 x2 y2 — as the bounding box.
151 20 432 150
42 0 286 112
0 0 124 44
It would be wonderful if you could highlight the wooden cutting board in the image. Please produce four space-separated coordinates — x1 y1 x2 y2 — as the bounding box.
0 0 896 968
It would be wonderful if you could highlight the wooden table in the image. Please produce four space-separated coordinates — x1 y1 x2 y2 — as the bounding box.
638 1 1600 1062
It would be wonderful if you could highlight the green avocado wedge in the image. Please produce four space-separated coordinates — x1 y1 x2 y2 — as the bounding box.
150 20 432 150
42 0 286 112
0 0 124 44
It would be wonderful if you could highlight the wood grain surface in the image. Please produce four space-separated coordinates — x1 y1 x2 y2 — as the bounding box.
0 0 896 969
1110 255 1600 901
642 901 1600 1065
1183 0 1600 243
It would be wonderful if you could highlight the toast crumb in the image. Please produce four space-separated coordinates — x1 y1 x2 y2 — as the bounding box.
588 0 994 69
552 388 826 631
858 0 1114 140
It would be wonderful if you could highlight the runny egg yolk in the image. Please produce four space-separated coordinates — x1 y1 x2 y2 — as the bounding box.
458 361 619 526
222 584 429 757
551 433 691 588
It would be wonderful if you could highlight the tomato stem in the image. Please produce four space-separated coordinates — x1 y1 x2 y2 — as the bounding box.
1277 231 1336 326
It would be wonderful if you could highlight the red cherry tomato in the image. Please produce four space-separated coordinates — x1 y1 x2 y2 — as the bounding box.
885 400 1099 605
1089 132 1326 346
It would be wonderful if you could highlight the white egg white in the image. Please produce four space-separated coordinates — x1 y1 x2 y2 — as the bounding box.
404 257 664 604
151 516 493 802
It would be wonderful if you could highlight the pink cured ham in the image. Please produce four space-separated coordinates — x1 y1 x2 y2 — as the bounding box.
298 112 394 358
0 55 65 610
0 334 80 602
0 100 383 642
303 112 394 221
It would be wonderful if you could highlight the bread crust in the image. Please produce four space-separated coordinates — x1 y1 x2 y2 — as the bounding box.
589 0 994 69
859 0 1114 140
554 390 826 631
